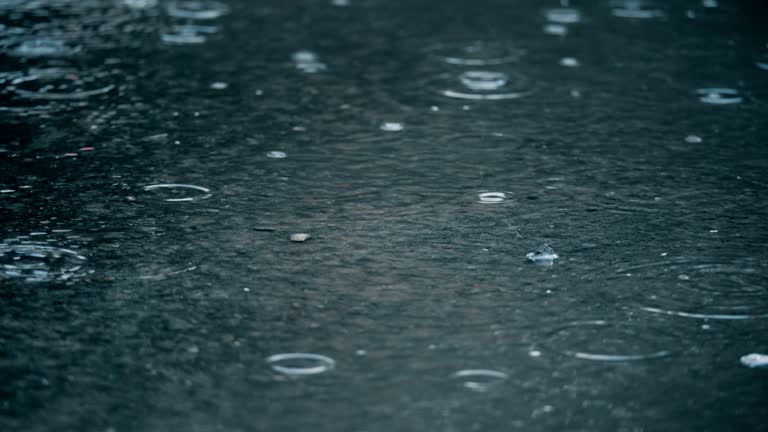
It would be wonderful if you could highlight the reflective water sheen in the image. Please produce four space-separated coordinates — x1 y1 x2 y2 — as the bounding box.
1 0 767 431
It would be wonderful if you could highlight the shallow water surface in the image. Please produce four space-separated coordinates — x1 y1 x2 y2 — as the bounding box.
1 1 767 431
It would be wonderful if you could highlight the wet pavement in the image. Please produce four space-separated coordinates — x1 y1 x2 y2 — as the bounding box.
1 1 767 431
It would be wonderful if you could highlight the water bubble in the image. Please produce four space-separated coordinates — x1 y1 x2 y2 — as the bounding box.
696 88 742 105
526 244 559 265
740 353 768 368
143 184 212 202
544 8 581 24
559 57 580 67
544 320 674 361
210 81 228 89
432 41 527 66
685 135 702 143
266 353 335 376
478 192 506 204
610 0 664 19
266 151 287 158
166 1 231 20
380 122 404 132
0 238 87 282
451 369 508 392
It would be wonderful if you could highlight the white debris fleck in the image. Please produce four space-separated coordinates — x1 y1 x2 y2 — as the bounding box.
210 81 228 90
559 57 580 67
685 135 703 143
266 151 287 159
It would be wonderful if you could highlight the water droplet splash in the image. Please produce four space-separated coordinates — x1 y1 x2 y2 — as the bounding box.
266 353 335 376
0 238 87 282
527 244 559 265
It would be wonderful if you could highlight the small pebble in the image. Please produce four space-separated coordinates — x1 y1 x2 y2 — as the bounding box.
290 233 312 242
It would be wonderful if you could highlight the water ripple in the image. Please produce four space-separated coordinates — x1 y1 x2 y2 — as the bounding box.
0 238 87 282
266 353 335 377
543 320 675 362
616 259 768 320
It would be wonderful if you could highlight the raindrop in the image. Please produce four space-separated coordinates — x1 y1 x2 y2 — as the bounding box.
451 369 508 392
143 184 212 202
266 353 335 376
696 88 742 105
